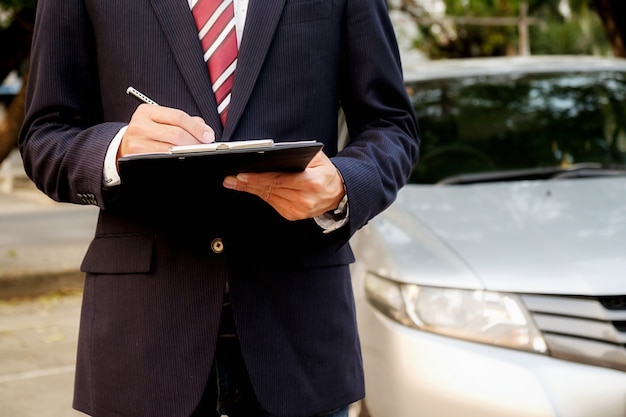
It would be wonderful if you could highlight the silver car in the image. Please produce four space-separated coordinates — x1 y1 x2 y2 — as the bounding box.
350 56 626 417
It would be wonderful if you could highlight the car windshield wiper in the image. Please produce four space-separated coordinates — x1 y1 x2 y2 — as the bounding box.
439 163 626 185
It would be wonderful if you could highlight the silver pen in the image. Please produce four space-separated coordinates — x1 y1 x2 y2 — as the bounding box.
126 86 159 106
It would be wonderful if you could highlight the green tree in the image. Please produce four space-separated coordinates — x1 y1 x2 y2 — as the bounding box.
434 0 520 58
394 0 610 59
529 0 609 55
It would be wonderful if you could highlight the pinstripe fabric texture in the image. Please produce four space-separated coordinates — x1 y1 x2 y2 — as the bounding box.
192 0 238 125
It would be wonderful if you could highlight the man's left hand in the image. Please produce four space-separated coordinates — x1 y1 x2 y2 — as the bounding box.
222 151 345 221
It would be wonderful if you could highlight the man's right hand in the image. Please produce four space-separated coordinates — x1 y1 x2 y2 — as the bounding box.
118 104 215 159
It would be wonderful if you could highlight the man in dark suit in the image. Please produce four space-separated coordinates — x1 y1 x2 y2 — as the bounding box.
19 0 419 416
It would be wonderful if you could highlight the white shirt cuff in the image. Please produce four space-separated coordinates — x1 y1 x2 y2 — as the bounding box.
314 187 349 234
103 126 127 187
314 208 349 234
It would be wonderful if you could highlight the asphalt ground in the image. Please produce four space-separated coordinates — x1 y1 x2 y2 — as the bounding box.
0 291 84 417
0 183 97 300
0 162 95 417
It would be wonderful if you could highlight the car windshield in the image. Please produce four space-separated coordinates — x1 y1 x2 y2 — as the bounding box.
407 69 626 184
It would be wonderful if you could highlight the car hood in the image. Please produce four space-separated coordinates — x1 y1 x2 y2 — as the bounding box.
366 176 626 295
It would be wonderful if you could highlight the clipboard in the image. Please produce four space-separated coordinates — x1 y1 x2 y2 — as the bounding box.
117 139 324 186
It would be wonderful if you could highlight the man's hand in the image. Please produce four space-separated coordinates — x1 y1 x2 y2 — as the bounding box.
222 151 345 221
118 104 215 158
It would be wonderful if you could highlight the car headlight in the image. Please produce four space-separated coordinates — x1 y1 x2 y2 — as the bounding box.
364 272 548 354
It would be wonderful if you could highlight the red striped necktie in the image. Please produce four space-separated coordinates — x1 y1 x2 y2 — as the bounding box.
192 0 238 126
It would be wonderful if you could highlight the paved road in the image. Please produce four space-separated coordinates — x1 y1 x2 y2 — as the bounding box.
0 292 369 417
0 292 84 417
0 179 94 416
0 187 98 299
0 208 97 270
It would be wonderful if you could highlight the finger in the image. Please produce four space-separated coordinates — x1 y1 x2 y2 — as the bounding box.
119 134 173 156
234 172 301 191
137 104 215 145
260 183 273 201
189 116 216 143
122 122 200 155
223 174 282 201
223 175 319 220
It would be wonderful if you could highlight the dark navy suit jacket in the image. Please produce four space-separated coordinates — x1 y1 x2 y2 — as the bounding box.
20 0 419 416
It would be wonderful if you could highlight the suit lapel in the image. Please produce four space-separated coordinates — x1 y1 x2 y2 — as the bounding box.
148 0 223 133
222 0 287 139
148 0 287 138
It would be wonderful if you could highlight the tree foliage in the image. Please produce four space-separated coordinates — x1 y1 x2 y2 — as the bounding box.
530 1 609 55
393 0 610 59
0 0 35 10
432 0 520 58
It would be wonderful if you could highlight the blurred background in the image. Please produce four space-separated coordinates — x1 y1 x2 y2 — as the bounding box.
1 1 626 417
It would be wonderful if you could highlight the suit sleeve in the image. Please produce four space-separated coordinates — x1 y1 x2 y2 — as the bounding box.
19 0 124 208
332 0 420 238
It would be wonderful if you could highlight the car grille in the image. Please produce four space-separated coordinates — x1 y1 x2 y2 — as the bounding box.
521 294 626 372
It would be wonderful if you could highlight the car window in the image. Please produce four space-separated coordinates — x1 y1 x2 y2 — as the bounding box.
408 70 626 184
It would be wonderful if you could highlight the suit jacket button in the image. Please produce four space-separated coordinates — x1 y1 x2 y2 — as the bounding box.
211 238 224 254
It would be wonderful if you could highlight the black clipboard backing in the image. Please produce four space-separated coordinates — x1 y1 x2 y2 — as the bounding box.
117 141 324 187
